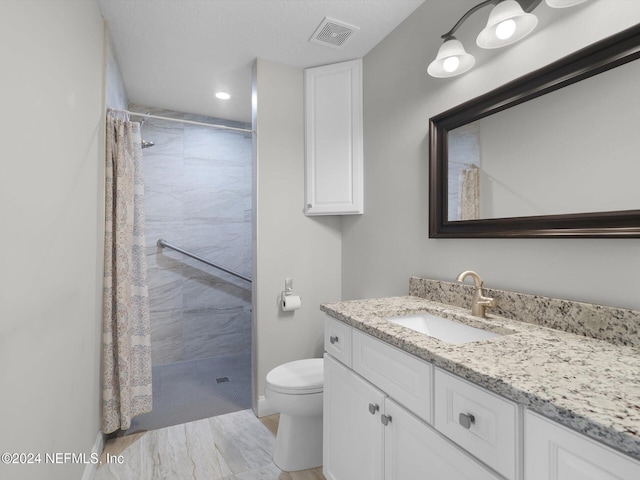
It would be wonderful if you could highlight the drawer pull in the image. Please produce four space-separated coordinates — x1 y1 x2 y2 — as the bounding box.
459 413 475 429
368 403 379 415
381 414 392 426
329 335 339 344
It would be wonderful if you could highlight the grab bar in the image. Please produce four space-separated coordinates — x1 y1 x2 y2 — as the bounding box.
157 239 252 283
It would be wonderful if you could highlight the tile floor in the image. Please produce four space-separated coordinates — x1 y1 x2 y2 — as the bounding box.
123 352 252 434
96 410 326 480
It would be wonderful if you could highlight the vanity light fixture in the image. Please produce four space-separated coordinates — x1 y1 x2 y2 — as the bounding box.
215 92 231 100
476 0 538 49
428 0 591 78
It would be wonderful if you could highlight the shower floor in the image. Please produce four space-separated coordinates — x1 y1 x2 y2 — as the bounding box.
122 351 252 435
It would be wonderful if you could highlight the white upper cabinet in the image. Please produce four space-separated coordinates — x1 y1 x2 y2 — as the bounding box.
304 59 363 215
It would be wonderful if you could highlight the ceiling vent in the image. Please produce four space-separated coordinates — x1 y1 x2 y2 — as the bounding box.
309 17 359 49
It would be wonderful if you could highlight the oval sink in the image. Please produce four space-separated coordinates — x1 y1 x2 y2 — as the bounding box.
386 312 502 344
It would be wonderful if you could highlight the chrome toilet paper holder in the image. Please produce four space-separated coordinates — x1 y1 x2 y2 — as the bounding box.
281 277 302 311
282 277 294 301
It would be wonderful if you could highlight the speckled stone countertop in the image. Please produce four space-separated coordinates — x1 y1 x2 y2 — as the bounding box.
320 295 640 461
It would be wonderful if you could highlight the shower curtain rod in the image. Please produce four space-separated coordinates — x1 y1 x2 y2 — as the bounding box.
127 111 253 133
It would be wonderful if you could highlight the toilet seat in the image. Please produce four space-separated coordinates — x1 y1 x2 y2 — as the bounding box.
266 358 323 395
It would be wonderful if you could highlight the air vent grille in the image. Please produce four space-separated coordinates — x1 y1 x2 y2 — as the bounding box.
310 17 359 49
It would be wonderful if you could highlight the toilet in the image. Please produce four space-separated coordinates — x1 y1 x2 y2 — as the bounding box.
265 358 324 472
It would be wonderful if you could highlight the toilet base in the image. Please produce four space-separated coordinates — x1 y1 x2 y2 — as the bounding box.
273 413 323 472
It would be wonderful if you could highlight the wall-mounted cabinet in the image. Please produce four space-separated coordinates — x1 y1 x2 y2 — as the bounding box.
304 59 363 216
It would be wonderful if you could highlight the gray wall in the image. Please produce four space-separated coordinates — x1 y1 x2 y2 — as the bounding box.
476 57 640 218
342 0 640 310
254 59 342 409
0 1 104 479
131 105 253 366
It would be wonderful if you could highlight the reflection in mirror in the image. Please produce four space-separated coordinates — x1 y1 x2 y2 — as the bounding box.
447 57 640 222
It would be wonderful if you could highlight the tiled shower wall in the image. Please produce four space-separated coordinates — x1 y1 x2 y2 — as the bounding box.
132 105 252 366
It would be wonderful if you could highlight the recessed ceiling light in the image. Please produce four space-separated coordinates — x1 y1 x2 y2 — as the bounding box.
215 92 231 100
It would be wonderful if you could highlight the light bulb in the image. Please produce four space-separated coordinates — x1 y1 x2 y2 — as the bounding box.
495 19 516 40
215 92 231 100
443 56 460 73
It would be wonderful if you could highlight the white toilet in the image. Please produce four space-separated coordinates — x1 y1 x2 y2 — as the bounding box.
265 358 324 472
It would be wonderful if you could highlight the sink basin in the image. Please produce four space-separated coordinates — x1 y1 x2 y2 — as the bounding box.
386 312 502 344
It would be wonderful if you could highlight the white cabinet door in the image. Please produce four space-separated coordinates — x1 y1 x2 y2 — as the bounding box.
323 354 384 480
304 59 363 215
384 399 501 480
525 411 640 480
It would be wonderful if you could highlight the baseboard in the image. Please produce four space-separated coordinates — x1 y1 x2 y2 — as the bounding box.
81 430 104 480
257 395 278 417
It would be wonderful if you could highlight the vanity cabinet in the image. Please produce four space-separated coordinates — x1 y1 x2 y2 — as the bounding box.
384 398 500 480
324 318 502 480
304 59 363 216
323 354 384 480
525 411 640 480
435 369 519 480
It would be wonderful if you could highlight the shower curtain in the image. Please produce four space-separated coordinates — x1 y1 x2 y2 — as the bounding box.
102 110 152 434
459 164 480 220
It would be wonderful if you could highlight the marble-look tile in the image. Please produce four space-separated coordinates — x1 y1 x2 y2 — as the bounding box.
96 410 325 480
182 309 251 359
145 215 186 250
208 411 276 474
184 420 234 479
180 258 252 296
139 105 253 367
183 274 251 311
150 309 183 366
184 126 252 166
143 154 185 196
147 264 183 313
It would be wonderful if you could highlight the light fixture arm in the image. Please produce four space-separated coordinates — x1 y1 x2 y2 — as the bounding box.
440 0 543 39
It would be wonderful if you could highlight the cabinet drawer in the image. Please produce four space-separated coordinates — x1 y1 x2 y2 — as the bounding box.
434 368 519 480
525 410 640 480
324 315 352 367
352 329 432 424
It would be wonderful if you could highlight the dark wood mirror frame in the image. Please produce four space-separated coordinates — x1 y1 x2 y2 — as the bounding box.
429 23 640 238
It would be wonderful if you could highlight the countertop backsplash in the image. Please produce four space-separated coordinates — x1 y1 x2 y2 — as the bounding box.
409 276 640 348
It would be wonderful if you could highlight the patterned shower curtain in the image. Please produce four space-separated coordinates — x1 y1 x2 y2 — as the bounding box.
102 110 152 434
459 164 480 221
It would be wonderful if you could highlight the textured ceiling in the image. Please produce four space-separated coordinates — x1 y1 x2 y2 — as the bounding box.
98 0 425 123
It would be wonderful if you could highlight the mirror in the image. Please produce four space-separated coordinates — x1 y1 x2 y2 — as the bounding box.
429 23 640 238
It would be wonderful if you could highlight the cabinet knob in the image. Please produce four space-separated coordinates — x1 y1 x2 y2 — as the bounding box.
368 403 379 415
329 335 339 344
459 413 475 429
381 414 392 426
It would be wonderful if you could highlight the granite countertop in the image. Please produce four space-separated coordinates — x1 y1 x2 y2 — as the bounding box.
320 295 640 461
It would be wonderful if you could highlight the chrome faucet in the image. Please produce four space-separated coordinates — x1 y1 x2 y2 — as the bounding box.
456 271 497 318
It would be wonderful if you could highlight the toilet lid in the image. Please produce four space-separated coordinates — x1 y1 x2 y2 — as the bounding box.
266 358 323 394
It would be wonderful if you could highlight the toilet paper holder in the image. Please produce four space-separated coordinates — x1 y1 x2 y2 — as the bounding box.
282 277 296 300
281 277 302 311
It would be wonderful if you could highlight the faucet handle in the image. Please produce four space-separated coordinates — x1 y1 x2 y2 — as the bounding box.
477 296 498 309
